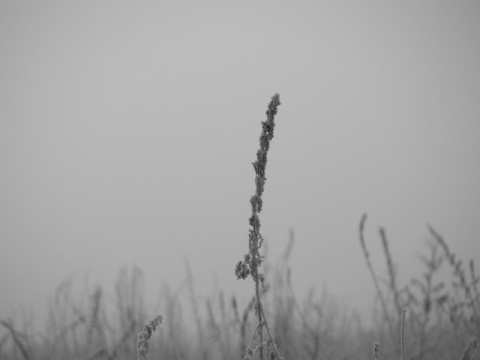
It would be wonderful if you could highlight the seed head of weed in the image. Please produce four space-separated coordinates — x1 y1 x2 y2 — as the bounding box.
136 315 163 360
235 93 281 283
235 93 282 360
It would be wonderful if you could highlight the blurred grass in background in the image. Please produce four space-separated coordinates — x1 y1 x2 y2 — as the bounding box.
1 224 478 360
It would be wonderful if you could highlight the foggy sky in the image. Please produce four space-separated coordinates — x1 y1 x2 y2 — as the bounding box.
1 1 480 330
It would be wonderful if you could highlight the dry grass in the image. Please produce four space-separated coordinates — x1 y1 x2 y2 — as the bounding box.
1 229 478 360
2 95 479 360
360 214 479 360
233 93 282 360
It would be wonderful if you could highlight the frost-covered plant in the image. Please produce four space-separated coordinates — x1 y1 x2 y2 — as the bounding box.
235 93 283 360
136 315 163 360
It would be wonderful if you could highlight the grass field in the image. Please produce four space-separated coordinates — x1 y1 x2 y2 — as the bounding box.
1 226 478 360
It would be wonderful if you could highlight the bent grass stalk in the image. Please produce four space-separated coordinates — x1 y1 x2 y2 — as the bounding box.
359 214 398 351
136 315 163 360
379 228 403 322
429 225 480 340
235 93 282 360
1 320 31 360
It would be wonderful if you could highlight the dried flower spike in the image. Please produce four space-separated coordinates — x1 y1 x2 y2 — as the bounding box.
136 315 163 360
236 93 282 360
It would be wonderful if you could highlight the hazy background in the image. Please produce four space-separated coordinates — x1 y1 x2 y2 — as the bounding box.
1 1 479 330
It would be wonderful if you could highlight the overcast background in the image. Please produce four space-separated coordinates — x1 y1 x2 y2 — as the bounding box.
1 1 480 331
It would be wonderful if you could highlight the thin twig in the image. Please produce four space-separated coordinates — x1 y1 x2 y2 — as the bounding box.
0 320 31 360
401 308 407 360
359 214 398 350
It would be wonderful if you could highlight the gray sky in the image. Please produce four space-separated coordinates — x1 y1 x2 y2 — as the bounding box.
1 1 480 329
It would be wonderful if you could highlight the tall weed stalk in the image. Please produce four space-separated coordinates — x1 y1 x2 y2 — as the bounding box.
235 93 283 360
